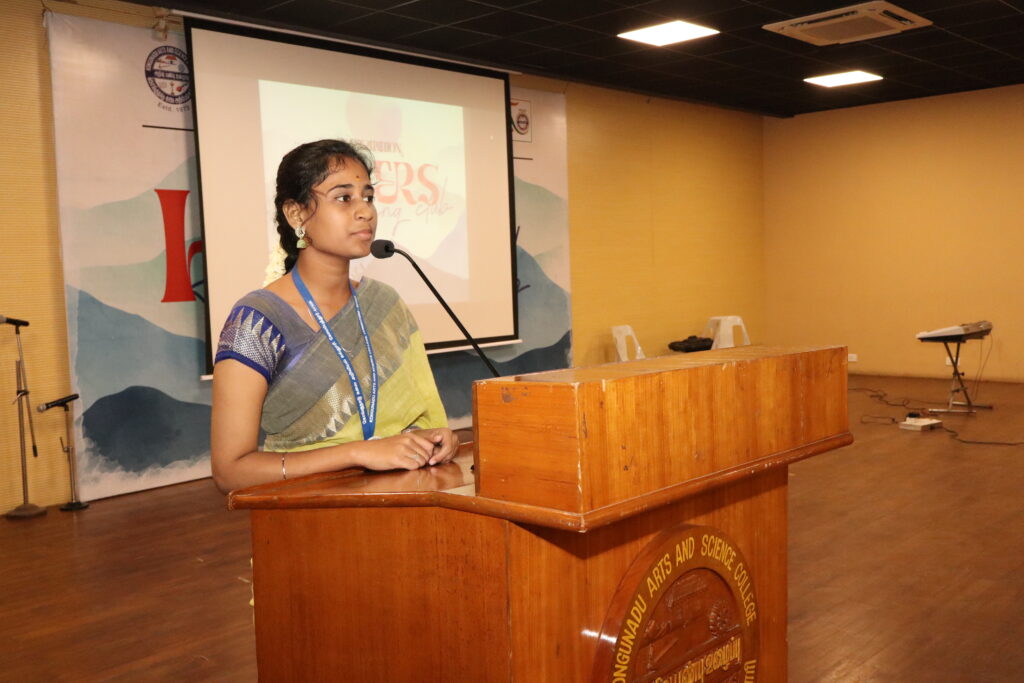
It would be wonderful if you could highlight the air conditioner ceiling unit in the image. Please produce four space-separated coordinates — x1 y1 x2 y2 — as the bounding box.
762 1 932 46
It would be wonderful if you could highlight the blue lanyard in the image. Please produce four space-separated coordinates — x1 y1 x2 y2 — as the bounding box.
291 268 378 440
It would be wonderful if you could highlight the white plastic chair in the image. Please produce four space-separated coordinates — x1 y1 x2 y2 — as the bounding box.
702 316 751 350
611 325 645 361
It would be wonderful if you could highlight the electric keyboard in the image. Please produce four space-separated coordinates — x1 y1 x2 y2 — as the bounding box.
916 320 992 342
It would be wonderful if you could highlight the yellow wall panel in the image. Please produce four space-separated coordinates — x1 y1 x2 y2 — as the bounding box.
555 81 765 367
763 85 1024 380
1 0 72 511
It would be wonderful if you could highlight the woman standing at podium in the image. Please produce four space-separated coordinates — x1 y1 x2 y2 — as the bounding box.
210 139 457 493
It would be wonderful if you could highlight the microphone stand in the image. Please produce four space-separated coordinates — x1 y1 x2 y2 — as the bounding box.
383 244 500 378
6 324 45 520
38 394 87 511
59 398 88 510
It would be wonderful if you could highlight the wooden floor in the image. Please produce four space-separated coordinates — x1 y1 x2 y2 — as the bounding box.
789 375 1024 683
0 477 257 682
1 374 1021 681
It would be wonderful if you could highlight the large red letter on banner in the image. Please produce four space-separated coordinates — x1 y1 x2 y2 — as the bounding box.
157 189 195 302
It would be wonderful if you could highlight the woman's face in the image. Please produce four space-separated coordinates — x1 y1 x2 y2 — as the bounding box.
293 156 377 260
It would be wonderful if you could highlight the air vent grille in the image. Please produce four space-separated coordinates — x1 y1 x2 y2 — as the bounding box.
763 2 932 46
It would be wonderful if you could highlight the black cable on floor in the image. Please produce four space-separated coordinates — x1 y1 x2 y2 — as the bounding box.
850 386 1024 447
940 426 1024 447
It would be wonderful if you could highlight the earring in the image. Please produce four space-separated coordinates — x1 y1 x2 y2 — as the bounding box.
295 226 307 249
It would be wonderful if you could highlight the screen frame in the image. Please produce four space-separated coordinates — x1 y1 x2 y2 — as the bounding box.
184 17 519 373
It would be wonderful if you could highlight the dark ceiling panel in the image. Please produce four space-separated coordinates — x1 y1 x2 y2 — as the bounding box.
568 8 668 34
921 1 1022 27
693 5 790 31
672 33 757 56
335 11 434 39
642 0 750 16
454 9 550 34
159 0 1024 116
261 0 368 27
470 0 538 8
388 0 496 23
516 23 603 48
398 25 493 51
330 0 413 10
517 0 622 22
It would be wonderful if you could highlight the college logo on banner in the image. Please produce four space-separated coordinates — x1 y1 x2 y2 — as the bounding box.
145 45 191 109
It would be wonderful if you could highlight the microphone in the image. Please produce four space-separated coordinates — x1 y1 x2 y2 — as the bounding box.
38 393 80 412
371 239 500 378
0 315 29 327
370 240 395 259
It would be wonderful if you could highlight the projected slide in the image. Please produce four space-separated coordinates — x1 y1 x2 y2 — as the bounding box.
188 20 516 364
258 81 469 302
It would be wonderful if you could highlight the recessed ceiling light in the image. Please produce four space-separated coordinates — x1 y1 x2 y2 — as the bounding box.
618 20 719 47
804 70 883 87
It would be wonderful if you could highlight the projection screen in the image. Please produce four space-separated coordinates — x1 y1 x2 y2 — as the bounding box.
186 20 517 368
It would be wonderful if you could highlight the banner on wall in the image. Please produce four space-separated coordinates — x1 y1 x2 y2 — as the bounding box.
47 13 209 501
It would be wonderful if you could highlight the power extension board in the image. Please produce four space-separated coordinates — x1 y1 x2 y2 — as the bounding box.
899 417 943 431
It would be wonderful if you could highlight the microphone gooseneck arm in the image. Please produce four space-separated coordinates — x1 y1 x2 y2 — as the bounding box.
372 240 500 378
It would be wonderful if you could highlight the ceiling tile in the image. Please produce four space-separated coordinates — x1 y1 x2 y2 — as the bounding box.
399 26 494 50
946 14 1024 39
467 0 539 9
260 0 370 28
869 26 960 51
921 1 1021 27
597 44 696 68
516 48 591 70
153 0 1024 117
570 8 669 35
671 33 757 57
455 37 544 60
516 23 601 47
329 0 416 10
642 0 748 17
754 0 854 16
906 38 1000 59
695 4 790 32
454 10 550 34
388 0 495 23
566 36 652 59
891 0 991 13
518 0 621 22
928 47 1016 69
712 45 789 67
335 10 435 39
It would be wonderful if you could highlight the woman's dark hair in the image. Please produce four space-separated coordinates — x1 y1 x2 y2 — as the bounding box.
274 139 376 272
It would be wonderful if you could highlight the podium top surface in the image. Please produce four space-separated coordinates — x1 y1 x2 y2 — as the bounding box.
485 345 843 385
230 345 852 530
228 432 848 532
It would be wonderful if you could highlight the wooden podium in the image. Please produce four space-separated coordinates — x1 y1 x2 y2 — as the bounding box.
230 346 852 682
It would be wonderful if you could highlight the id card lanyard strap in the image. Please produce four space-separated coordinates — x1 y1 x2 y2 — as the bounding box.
291 267 378 440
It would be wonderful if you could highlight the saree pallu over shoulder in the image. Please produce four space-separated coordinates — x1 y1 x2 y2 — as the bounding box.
215 279 447 453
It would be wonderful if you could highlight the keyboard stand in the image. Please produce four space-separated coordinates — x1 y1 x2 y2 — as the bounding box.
928 340 992 415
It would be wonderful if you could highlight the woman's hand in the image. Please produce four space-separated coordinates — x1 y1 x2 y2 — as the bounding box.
355 431 443 471
421 428 459 466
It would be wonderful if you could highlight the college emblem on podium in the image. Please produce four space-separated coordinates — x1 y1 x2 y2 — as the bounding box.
592 525 760 682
